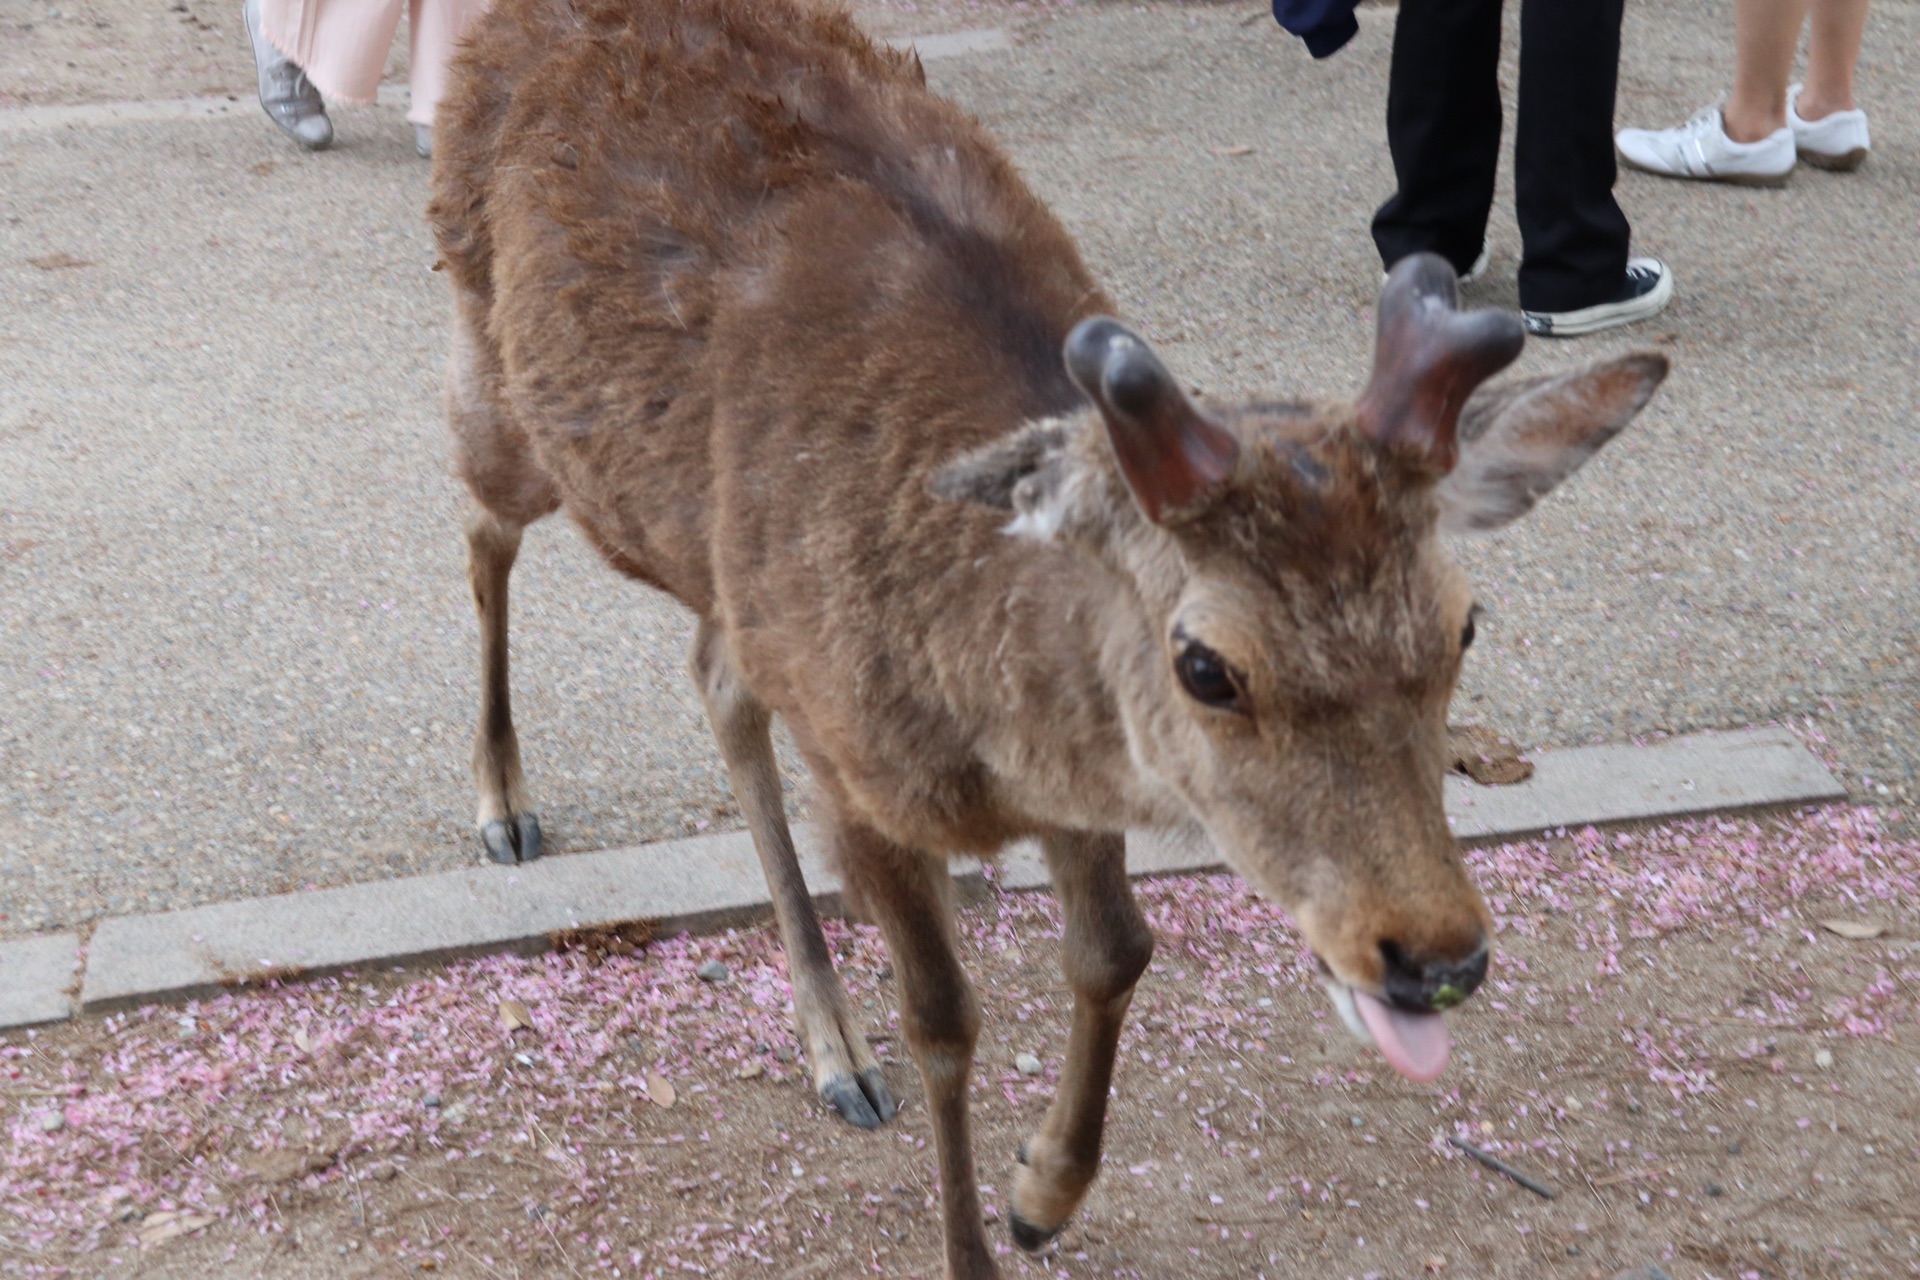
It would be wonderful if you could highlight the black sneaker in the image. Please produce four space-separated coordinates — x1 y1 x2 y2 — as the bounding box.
1522 258 1674 337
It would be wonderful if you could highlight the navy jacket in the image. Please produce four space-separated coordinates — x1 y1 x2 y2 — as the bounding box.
1273 0 1361 58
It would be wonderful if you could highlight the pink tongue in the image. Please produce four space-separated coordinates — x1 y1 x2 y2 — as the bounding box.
1354 990 1452 1083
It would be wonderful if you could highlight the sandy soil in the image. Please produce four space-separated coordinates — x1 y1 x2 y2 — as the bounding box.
6 806 1918 1279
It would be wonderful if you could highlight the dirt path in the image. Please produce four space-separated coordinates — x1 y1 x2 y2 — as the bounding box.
6 806 1917 1278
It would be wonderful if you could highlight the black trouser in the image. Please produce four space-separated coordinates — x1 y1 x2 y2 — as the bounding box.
1370 0 1630 313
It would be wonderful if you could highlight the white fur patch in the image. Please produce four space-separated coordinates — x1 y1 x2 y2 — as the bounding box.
999 459 1085 542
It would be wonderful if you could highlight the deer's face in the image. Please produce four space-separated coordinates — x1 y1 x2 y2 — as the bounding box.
1130 419 1489 1082
935 256 1668 1082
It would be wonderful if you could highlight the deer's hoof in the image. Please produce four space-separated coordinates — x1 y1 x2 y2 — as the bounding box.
821 1066 897 1130
481 813 543 865
1008 1211 1063 1253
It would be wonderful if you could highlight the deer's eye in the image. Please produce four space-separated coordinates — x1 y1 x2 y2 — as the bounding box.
1173 638 1246 712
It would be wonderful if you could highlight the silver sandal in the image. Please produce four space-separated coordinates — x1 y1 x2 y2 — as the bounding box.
243 0 333 151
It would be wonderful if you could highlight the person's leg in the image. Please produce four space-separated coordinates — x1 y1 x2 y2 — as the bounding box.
1370 0 1504 277
261 0 405 107
1514 0 1631 314
1724 0 1812 141
406 0 490 128
1797 0 1870 120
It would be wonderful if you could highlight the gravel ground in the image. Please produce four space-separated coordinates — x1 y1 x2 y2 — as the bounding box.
3 0 1918 937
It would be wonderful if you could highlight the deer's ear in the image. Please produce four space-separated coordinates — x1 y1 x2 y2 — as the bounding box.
929 417 1084 540
1437 352 1669 533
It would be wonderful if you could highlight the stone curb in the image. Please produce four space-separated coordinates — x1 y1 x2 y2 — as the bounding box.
0 933 82 1031
0 728 1845 1031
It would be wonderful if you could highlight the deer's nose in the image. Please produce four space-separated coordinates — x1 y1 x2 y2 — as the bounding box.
1379 936 1489 1013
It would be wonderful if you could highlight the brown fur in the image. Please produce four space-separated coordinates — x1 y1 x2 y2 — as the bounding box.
428 3 1667 1274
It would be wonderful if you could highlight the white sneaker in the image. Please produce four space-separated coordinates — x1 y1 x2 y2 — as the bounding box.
1522 258 1674 338
1788 84 1869 171
1615 105 1793 186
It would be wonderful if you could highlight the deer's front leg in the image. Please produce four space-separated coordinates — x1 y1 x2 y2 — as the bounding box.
1010 831 1153 1251
838 821 998 1280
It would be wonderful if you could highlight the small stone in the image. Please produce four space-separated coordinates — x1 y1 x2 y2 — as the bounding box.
422 1094 442 1109
1725 1141 1742 1155
1564 1096 1583 1112
1813 1048 1834 1069
1705 1183 1724 1197
773 1044 796 1064
1609 1267 1674 1280
439 1102 469 1125
1349 1115 1364 1128
368 1162 399 1182
735 1061 767 1080
1014 1053 1044 1076
697 959 730 983
39 1112 65 1134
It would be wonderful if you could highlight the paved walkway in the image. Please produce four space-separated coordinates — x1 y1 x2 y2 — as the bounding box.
3 0 1917 938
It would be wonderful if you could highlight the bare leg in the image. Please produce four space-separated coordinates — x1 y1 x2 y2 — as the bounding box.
690 622 895 1128
466 507 542 864
1009 832 1153 1250
837 820 996 1280
1724 0 1810 141
1798 0 1869 119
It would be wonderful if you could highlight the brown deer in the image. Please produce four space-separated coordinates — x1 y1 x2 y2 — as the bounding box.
428 0 1667 1273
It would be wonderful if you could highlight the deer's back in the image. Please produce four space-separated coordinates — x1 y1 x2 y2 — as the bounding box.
434 0 1123 846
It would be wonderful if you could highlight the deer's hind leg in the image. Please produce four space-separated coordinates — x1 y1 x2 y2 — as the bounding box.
690 621 897 1129
450 288 558 865
1009 831 1152 1250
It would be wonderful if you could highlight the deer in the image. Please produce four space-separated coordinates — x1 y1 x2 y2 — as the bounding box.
427 0 1667 1273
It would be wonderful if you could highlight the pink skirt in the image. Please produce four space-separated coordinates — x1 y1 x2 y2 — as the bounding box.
260 0 489 126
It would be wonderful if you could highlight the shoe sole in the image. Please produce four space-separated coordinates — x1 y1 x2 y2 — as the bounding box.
1524 268 1674 339
1799 145 1867 172
1617 150 1792 188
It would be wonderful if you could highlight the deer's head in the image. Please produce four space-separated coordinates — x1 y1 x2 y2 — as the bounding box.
934 255 1668 1081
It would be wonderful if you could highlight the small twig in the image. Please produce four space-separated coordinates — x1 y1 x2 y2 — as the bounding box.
1590 1165 1676 1188
1446 1136 1557 1199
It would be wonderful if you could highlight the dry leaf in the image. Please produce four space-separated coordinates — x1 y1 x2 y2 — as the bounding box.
1447 724 1534 786
292 1026 313 1055
497 999 534 1032
1212 144 1254 158
735 1061 766 1080
28 252 93 271
1818 919 1885 940
646 1073 676 1108
138 1210 215 1248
